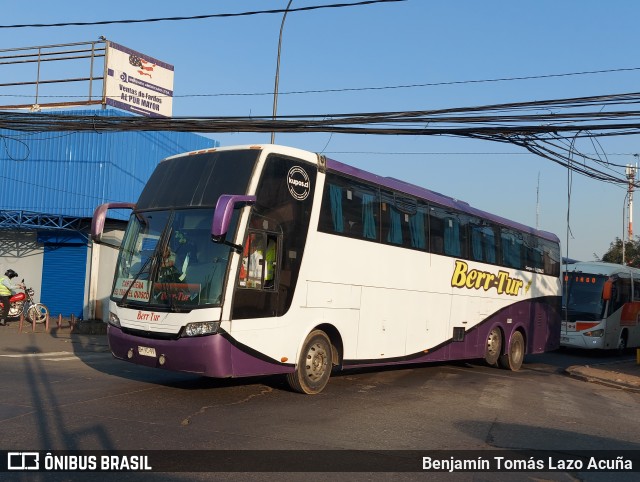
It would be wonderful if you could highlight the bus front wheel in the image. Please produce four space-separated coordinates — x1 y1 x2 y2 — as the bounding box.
286 330 333 395
498 331 524 371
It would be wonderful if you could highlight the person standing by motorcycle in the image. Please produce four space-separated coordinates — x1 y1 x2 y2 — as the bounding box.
0 269 20 326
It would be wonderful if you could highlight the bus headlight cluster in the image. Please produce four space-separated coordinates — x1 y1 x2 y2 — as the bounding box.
108 311 121 328
183 321 220 337
584 329 604 337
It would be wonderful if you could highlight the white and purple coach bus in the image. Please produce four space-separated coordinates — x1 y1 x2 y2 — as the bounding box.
92 145 562 394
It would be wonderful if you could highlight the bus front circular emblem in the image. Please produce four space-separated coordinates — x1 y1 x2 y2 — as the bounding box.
287 166 310 201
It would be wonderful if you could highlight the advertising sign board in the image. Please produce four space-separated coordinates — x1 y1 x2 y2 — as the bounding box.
105 42 174 117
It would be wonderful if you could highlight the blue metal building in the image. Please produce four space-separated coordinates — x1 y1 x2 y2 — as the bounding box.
0 109 218 319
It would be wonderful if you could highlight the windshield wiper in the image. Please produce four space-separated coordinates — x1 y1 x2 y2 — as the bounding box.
119 217 172 307
118 253 154 307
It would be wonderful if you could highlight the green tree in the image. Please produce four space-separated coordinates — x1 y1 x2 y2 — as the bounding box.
598 236 640 266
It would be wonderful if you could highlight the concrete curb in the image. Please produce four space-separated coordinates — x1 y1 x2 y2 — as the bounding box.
565 362 640 392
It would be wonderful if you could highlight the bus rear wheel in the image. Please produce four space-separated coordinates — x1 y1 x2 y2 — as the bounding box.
484 327 502 366
498 331 524 371
286 330 332 395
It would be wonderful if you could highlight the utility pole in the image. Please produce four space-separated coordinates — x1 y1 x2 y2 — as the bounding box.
536 172 540 230
627 161 637 242
623 158 638 265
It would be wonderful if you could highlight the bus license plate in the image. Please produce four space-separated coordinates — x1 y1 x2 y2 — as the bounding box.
138 346 156 357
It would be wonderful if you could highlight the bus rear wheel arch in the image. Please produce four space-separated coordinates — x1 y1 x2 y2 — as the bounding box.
286 329 333 395
498 330 525 371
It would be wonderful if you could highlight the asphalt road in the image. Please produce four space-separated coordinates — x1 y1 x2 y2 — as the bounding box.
0 327 638 481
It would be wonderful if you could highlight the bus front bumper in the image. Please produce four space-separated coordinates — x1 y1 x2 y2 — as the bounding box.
107 324 292 378
560 333 605 349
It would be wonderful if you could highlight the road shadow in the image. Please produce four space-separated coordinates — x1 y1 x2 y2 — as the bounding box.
456 419 640 451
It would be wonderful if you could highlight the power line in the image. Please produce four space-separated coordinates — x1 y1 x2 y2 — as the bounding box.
323 151 640 156
4 65 639 100
0 0 406 29
173 66 640 98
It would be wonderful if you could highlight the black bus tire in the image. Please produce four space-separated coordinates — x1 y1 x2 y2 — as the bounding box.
286 330 332 395
498 331 525 371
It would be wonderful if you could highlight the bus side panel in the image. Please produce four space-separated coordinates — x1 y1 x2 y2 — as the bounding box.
357 287 410 359
497 295 561 355
537 295 562 353
620 302 640 348
405 292 451 360
343 296 561 367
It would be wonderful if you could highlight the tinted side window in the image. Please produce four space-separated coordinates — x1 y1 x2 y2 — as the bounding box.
381 192 416 249
409 202 428 250
430 206 468 258
501 227 524 270
470 221 498 264
319 173 380 241
540 238 560 277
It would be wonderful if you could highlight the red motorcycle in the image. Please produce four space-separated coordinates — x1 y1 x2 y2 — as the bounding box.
0 281 49 323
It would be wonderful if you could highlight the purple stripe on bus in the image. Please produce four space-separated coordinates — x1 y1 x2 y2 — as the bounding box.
108 325 293 378
108 297 559 380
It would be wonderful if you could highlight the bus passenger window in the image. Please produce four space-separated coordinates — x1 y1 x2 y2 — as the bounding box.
409 206 427 250
501 228 523 269
429 207 444 254
381 192 403 246
611 279 632 313
328 184 344 233
444 217 461 257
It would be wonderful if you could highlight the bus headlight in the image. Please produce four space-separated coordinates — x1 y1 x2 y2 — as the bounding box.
108 311 121 328
182 321 220 337
584 329 604 337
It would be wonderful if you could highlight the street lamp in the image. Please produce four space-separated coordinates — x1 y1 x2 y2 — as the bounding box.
271 0 293 144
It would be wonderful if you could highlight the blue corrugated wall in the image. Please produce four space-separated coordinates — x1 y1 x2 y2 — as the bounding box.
0 109 218 219
0 108 219 319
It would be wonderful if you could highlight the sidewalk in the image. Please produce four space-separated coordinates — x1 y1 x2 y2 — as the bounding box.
0 318 109 355
565 357 640 392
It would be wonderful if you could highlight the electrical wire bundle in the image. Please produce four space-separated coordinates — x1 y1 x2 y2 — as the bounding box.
2 90 640 186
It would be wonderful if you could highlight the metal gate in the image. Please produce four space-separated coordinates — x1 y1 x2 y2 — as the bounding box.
39 233 87 318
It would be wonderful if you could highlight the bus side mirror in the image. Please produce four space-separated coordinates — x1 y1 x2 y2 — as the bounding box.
211 194 256 241
91 202 136 244
602 280 613 301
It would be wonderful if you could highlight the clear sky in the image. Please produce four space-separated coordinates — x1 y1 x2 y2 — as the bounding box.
2 0 640 261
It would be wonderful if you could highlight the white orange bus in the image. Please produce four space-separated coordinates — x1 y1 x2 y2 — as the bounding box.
562 261 640 351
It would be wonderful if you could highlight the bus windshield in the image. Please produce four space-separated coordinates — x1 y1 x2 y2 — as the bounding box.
113 208 234 309
563 274 608 321
110 148 259 310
